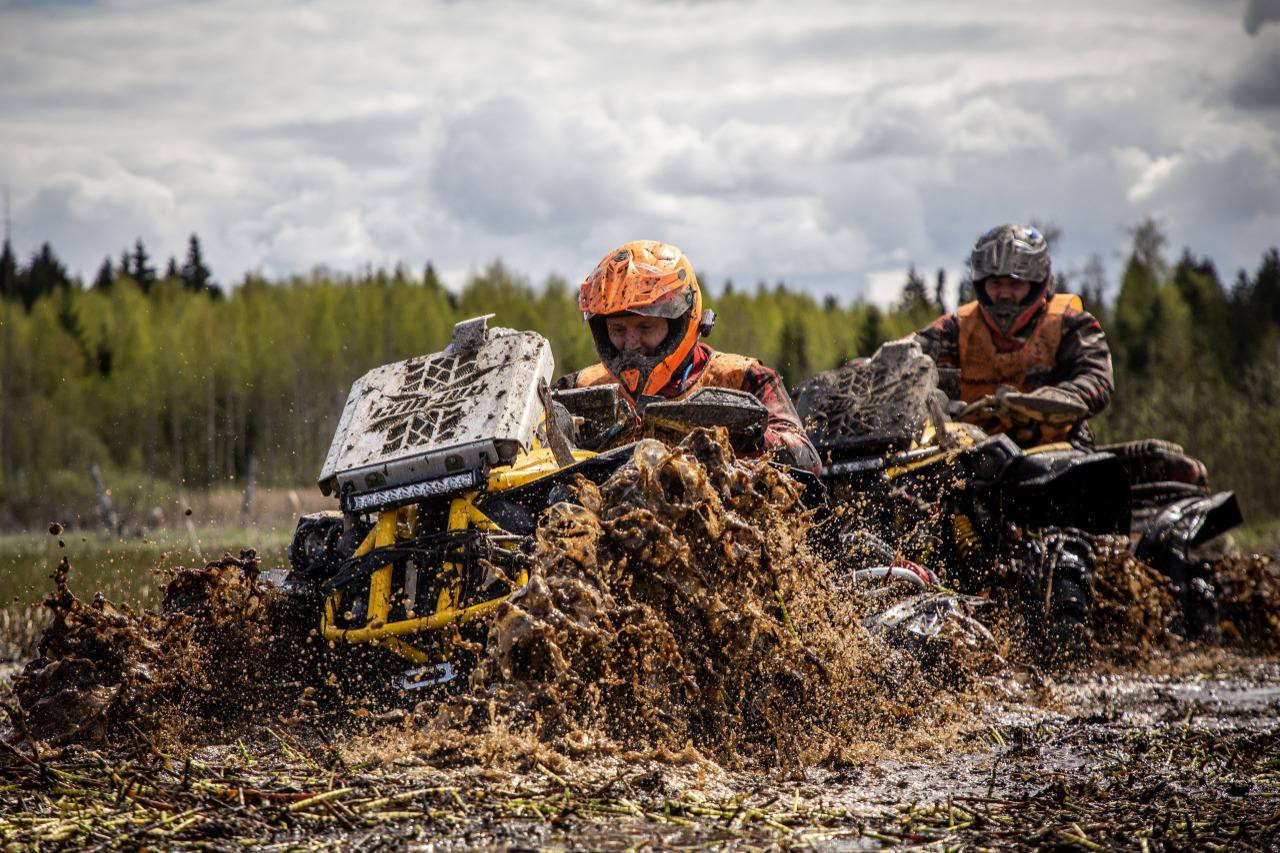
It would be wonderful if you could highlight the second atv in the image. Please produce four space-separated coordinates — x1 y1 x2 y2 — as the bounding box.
793 340 1241 645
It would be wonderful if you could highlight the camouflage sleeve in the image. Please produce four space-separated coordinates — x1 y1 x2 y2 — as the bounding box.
739 362 823 473
907 313 961 367
1051 310 1114 416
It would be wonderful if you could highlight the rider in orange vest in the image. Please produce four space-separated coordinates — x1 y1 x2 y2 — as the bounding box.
555 240 821 472
910 224 1114 447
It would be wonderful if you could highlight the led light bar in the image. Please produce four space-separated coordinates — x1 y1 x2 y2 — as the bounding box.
340 470 480 513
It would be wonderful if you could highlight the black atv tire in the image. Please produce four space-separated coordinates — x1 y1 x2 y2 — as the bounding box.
1044 536 1093 656
1007 528 1095 658
288 511 355 586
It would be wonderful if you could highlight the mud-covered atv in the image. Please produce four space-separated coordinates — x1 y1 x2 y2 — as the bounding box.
1100 438 1242 636
793 341 1241 644
272 316 803 691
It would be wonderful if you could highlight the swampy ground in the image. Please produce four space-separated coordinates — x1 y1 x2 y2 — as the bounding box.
2 439 1278 850
1 653 1276 849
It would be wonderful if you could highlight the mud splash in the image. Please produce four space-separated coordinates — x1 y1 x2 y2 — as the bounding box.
1088 535 1178 659
10 552 305 746
1217 552 1280 649
418 430 994 769
8 429 1280 775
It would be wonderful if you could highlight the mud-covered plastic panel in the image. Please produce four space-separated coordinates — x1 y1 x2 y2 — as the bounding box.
552 385 629 451
1002 449 1132 535
319 315 553 498
793 340 939 459
1134 490 1243 554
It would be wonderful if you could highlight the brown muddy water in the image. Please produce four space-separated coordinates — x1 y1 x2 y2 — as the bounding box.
2 432 1279 849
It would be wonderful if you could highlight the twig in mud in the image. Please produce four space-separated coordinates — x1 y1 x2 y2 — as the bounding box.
535 761 571 791
2 703 44 771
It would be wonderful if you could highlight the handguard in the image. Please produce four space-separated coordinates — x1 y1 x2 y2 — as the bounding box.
553 385 768 454
960 385 1087 428
641 388 768 454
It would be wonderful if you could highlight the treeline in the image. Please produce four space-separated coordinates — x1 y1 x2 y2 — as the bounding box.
0 234 218 309
0 225 1277 529
1094 224 1280 525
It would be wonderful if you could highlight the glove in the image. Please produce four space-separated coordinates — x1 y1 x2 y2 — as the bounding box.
957 387 1012 425
1002 386 1088 426
959 386 1087 428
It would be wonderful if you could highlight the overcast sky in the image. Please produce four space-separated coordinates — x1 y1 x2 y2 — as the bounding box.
1 0 1277 306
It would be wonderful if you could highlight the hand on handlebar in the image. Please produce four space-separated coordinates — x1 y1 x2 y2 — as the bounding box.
959 385 1087 428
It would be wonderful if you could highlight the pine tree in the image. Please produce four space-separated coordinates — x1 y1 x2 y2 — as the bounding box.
1229 248 1280 371
54 291 84 346
1079 254 1107 313
896 265 935 327
1129 218 1168 280
776 316 809 386
898 266 928 311
92 256 114 292
1172 250 1230 365
18 242 71 309
1112 219 1168 375
1250 248 1280 327
857 305 886 357
180 234 215 294
165 256 180 280
130 238 156 293
423 261 442 292
0 240 15 302
933 268 947 313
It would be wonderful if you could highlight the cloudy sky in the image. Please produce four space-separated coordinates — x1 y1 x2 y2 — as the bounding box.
1 0 1278 305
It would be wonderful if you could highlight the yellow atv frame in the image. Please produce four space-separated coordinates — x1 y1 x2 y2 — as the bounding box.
319 443 595 666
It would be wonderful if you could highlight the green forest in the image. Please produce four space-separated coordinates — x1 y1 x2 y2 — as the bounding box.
1 224 1278 533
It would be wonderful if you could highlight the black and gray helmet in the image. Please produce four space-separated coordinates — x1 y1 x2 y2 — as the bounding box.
969 224 1051 285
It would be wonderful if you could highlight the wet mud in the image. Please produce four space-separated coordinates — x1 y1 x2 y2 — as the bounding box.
1 655 1275 849
426 430 993 769
9 551 308 746
3 429 1280 847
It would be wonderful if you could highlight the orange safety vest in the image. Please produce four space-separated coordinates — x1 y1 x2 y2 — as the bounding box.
956 293 1083 403
574 350 755 401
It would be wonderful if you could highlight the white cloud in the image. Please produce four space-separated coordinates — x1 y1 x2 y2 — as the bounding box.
866 269 907 309
0 0 1275 303
1128 155 1182 203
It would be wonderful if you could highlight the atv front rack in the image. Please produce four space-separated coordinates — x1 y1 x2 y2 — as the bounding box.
319 507 529 665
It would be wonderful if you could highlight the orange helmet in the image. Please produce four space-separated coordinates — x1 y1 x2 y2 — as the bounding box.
579 240 705 402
